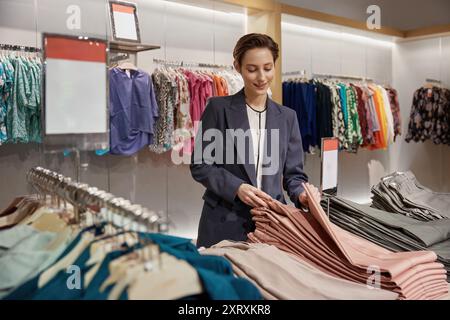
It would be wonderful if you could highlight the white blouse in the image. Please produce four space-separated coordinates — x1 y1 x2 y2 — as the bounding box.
246 104 267 190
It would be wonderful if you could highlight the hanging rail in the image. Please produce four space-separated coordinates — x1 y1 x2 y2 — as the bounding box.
425 78 441 84
153 58 234 69
282 70 307 76
27 167 163 232
312 72 373 82
0 43 41 52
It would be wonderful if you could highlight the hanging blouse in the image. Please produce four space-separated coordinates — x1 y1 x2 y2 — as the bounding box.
314 82 332 147
0 59 13 144
212 74 228 97
0 55 42 145
149 70 176 154
405 87 450 145
338 84 349 130
330 85 346 150
172 71 193 154
198 73 213 116
352 85 370 147
369 85 388 149
284 81 317 152
0 62 7 144
7 58 29 143
346 85 363 151
379 86 395 145
26 58 42 143
109 67 159 156
360 86 376 145
221 71 243 95
183 70 202 127
385 87 402 142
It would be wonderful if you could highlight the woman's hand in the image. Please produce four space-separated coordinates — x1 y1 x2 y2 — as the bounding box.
237 184 272 208
298 183 321 209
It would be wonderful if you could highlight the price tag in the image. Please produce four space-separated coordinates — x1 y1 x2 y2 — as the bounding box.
320 138 339 195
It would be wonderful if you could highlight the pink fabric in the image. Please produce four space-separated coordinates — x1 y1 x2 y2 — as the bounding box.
183 70 213 154
247 184 449 300
182 70 200 123
199 74 213 115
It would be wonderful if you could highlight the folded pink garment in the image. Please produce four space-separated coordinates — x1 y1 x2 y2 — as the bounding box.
247 184 449 300
394 262 445 286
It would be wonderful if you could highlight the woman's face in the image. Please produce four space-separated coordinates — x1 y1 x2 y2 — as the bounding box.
235 47 275 97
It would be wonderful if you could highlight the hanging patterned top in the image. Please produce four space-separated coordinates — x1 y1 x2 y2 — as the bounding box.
405 86 450 145
0 62 7 144
1 55 42 144
385 88 402 142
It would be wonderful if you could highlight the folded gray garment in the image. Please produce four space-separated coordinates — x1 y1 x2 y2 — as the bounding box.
331 210 450 263
371 171 450 220
328 208 430 251
322 197 450 280
331 198 450 247
371 186 441 222
393 172 450 218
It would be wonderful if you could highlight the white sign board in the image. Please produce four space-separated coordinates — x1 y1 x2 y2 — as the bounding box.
320 138 339 193
44 35 107 135
109 1 140 42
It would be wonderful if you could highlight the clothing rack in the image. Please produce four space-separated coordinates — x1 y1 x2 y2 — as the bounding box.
312 73 373 82
110 52 130 63
27 167 163 232
0 43 41 53
425 78 441 84
153 58 234 70
282 70 307 76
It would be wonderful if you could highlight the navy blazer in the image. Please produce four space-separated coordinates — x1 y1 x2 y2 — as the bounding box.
190 88 308 248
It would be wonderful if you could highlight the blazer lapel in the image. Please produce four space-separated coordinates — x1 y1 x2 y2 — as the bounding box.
225 89 257 186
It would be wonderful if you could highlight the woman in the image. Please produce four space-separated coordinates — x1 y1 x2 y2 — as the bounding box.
191 33 321 248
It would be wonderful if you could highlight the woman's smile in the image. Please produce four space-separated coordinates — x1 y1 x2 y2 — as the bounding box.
253 82 268 90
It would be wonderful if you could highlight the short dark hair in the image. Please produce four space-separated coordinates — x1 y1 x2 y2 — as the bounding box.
233 33 279 66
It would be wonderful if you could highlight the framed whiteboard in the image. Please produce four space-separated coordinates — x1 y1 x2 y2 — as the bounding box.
44 34 107 135
109 1 141 43
42 33 109 151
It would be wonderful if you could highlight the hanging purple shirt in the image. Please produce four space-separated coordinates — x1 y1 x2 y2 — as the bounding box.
109 68 159 155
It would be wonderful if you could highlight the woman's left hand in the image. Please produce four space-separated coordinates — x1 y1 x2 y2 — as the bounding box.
298 183 321 209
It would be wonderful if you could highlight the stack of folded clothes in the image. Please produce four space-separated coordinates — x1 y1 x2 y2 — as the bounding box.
321 196 450 282
371 171 450 221
247 184 449 300
200 240 398 300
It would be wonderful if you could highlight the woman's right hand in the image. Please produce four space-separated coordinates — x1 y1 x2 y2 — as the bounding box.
237 184 271 208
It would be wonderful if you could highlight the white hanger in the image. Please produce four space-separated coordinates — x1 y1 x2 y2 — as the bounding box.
118 61 138 71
